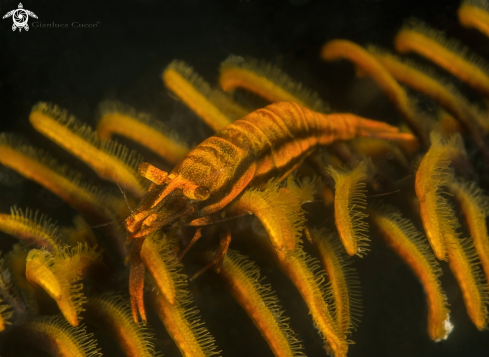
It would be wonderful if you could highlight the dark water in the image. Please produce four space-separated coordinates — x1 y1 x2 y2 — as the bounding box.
1 0 489 356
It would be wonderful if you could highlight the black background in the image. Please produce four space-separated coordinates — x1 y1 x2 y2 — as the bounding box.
1 0 489 356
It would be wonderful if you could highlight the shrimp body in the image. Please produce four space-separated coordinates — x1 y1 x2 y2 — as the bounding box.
125 102 412 238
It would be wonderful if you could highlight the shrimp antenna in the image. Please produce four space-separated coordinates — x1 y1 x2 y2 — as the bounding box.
116 174 133 213
366 189 401 198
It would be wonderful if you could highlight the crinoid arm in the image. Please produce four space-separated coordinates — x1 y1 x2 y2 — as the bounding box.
148 236 221 357
415 132 467 261
369 46 489 158
13 315 101 357
163 60 233 131
227 179 305 252
205 249 305 357
458 0 489 38
0 207 61 252
0 133 128 258
445 232 489 330
394 19 489 99
310 229 363 338
219 55 329 112
449 179 489 283
97 101 190 165
370 204 452 341
29 102 149 198
0 299 13 332
327 160 370 257
84 293 158 357
25 244 102 327
321 39 428 145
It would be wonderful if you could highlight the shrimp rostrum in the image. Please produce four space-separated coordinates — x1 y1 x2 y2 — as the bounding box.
124 101 414 320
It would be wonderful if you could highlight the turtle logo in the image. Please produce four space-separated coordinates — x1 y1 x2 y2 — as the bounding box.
3 3 38 32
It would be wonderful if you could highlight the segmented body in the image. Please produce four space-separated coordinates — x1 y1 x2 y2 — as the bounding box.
127 101 407 238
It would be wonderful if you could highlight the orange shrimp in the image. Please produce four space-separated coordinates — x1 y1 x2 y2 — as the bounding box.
125 102 414 240
123 101 414 324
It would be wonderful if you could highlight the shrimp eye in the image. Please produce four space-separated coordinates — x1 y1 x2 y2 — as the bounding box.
183 185 210 201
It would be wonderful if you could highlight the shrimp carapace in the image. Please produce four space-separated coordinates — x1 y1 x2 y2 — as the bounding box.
125 102 415 239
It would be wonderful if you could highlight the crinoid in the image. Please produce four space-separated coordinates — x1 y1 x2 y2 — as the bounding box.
2 1 489 356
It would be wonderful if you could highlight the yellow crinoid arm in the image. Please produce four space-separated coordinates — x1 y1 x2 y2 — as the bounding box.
227 179 305 252
219 55 329 112
370 205 452 341
148 235 220 357
15 315 101 357
321 39 427 145
84 293 158 357
0 133 128 257
97 101 190 165
26 249 84 327
459 0 489 39
0 299 13 332
310 229 362 338
449 179 489 284
140 233 178 306
162 60 235 131
29 102 149 198
370 47 489 155
394 19 489 99
25 244 102 327
445 232 489 330
0 207 61 252
274 242 348 357
415 132 466 261
348 137 409 169
327 161 370 257
206 249 304 357
61 215 98 248
1 247 39 317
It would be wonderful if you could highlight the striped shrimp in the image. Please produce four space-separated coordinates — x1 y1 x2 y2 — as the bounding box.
126 102 412 237
124 101 414 321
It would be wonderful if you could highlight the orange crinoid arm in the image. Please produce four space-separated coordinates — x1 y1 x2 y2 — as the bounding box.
0 207 60 252
321 39 426 144
14 315 101 357
395 20 489 99
25 244 102 327
327 161 369 257
415 132 466 261
370 205 452 341
163 60 234 131
148 235 221 357
219 55 329 112
29 102 149 198
310 229 362 338
449 179 489 284
0 133 128 258
84 293 158 357
370 48 489 158
459 0 489 38
207 249 304 357
97 101 190 165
